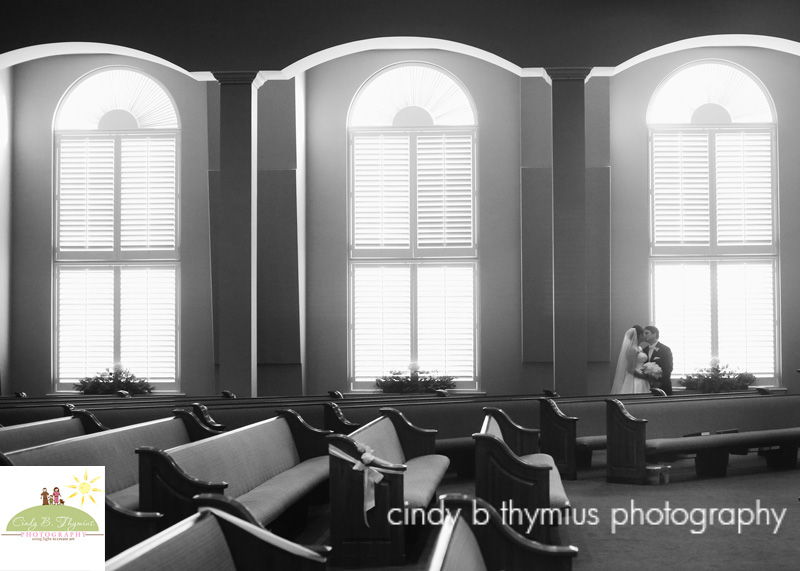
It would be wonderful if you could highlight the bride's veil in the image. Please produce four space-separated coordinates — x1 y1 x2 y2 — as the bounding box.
610 327 637 394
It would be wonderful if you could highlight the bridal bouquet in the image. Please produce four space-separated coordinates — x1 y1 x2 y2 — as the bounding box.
642 362 662 379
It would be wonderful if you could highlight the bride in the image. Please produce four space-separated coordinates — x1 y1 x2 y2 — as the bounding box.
610 325 649 394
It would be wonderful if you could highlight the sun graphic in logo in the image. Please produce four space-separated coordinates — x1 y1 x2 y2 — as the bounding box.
66 468 103 508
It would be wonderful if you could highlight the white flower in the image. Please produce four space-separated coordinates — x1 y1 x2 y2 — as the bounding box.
112 362 125 374
408 362 421 373
642 362 662 379
709 357 721 368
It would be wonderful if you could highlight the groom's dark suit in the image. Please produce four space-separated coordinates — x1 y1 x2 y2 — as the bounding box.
646 341 673 395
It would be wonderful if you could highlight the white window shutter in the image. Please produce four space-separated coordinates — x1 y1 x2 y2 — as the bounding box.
652 132 710 246
717 262 775 376
352 135 410 249
417 265 475 378
57 267 115 383
57 137 115 253
352 265 411 382
653 263 713 376
120 266 177 382
417 134 474 249
121 136 177 251
715 131 773 246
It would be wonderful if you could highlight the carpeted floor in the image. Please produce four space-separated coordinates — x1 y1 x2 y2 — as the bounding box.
293 451 800 570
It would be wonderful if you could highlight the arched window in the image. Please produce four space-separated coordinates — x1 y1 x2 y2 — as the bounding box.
647 60 777 380
348 63 478 390
54 67 180 391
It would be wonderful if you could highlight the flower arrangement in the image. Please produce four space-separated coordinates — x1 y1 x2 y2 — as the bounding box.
642 362 662 379
74 363 154 395
375 362 456 394
679 358 757 393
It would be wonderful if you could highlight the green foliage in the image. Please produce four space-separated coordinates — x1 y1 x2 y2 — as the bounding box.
679 359 757 393
74 364 153 395
375 371 456 393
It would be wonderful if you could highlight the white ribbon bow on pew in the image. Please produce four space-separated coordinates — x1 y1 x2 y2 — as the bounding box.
329 443 392 527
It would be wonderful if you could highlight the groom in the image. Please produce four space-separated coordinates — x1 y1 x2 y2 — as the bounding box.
641 325 673 395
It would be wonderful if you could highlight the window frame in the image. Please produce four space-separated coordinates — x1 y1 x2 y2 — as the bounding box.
648 123 779 381
347 122 479 392
52 128 181 392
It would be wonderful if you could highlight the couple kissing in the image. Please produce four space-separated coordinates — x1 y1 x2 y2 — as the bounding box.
610 325 673 395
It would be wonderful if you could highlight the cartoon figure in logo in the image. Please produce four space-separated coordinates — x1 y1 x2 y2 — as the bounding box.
59 499 65 505
52 487 61 505
48 496 53 505
41 487 49 505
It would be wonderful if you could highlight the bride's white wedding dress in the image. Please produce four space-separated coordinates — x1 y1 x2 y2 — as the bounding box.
610 328 650 394
618 349 649 393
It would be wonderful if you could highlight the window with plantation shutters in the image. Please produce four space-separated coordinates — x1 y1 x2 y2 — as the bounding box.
53 68 180 391
348 63 478 391
648 61 777 382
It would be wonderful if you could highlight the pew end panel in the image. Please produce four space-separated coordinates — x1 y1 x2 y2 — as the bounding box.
605 399 649 484
473 433 554 543
327 432 407 567
136 445 228 522
105 507 327 571
429 494 578 571
105 497 165 560
539 399 579 480
378 406 437 459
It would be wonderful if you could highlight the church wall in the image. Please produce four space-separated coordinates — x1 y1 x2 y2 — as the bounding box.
8 55 215 395
303 49 530 395
610 46 800 393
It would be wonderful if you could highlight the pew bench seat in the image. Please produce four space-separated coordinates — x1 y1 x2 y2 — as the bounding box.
607 395 800 484
327 407 450 567
138 409 331 532
0 410 222 558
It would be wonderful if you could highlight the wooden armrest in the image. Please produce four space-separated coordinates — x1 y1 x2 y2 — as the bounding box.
482 407 540 455
193 493 262 528
105 497 163 522
71 408 110 433
277 408 333 460
136 446 227 515
190 403 226 431
174 408 226 440
323 402 361 434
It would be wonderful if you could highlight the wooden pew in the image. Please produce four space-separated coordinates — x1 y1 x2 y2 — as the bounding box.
0 409 224 558
327 407 450 567
539 391 783 479
137 409 331 532
106 507 327 571
473 408 569 543
429 494 578 571
606 394 800 484
0 408 107 453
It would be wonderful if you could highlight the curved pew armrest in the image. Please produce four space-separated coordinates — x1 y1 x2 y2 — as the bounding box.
106 497 164 522
276 408 333 460
472 433 552 482
379 407 437 459
193 493 263 528
482 407 540 455
173 408 226 440
190 403 226 431
136 446 228 513
71 408 110 433
323 402 361 434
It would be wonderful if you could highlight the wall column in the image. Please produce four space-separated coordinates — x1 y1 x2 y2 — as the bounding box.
547 68 591 395
212 71 260 397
